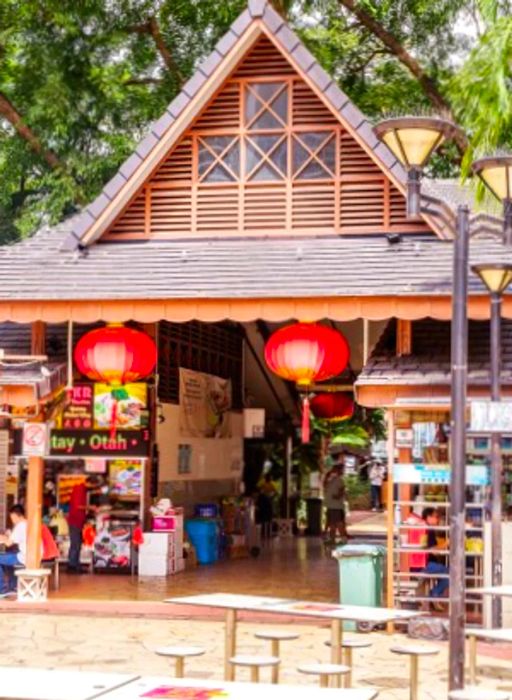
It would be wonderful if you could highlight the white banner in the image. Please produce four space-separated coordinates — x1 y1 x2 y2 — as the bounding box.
179 368 232 438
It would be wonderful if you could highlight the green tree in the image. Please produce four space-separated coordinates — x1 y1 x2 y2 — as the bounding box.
1 0 512 241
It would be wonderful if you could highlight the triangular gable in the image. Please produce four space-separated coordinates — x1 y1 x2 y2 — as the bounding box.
67 0 435 249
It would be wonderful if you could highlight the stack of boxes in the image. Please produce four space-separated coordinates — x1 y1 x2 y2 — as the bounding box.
138 508 184 577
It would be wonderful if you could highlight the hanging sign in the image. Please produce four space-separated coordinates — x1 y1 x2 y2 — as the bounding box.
395 428 413 448
179 368 232 438
22 423 49 457
470 400 512 433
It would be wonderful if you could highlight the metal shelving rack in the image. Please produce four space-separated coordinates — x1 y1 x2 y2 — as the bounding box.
392 496 486 619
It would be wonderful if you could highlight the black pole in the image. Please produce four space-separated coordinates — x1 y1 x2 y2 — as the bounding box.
449 205 469 691
407 168 421 219
490 291 503 626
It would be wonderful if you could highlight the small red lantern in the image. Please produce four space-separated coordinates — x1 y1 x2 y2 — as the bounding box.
74 324 157 437
264 323 350 442
310 392 354 422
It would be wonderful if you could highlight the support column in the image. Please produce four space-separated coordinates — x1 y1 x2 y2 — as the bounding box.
449 205 469 691
31 321 46 356
386 409 395 633
25 455 43 569
142 322 158 526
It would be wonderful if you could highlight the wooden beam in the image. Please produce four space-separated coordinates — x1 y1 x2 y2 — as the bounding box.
25 455 43 569
31 321 46 356
396 319 412 356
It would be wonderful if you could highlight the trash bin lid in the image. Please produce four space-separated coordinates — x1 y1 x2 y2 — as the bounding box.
332 543 386 559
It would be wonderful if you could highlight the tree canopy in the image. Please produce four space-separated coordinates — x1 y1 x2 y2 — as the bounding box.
0 0 510 242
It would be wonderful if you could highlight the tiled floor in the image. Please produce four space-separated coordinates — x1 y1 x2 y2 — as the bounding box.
53 536 340 603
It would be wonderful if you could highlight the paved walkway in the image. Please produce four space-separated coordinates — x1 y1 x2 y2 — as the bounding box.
0 612 510 699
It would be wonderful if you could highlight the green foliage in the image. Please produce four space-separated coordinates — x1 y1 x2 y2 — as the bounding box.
449 16 512 169
1 0 511 240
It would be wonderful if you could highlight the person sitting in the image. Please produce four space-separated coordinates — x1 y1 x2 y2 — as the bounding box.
421 507 449 610
0 504 28 597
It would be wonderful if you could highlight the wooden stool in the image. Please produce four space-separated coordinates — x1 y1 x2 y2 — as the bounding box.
229 655 280 683
390 645 440 700
449 688 509 700
154 645 206 678
325 637 372 687
254 630 299 683
15 569 51 602
297 662 350 688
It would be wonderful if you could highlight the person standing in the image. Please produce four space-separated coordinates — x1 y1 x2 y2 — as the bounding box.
323 462 348 543
257 473 278 542
368 460 385 511
67 477 95 573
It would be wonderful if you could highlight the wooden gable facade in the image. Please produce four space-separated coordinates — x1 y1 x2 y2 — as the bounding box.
103 36 429 241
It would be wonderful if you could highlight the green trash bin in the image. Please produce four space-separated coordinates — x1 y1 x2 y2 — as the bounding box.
332 543 385 630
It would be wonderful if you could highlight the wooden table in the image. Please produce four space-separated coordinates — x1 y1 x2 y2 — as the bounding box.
472 585 512 597
166 593 422 681
465 628 512 684
96 675 379 699
0 667 138 700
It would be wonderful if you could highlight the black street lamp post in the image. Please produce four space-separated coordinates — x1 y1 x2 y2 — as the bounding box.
471 263 512 627
374 119 512 689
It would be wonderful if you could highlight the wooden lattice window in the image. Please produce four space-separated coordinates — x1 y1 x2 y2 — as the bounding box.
198 136 240 183
293 131 336 180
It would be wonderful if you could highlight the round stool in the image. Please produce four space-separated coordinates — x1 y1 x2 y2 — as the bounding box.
449 689 509 700
390 645 440 700
154 645 206 678
297 662 350 688
229 655 280 683
325 637 372 687
255 630 299 684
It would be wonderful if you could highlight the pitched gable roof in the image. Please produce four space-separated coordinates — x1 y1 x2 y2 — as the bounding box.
67 0 414 250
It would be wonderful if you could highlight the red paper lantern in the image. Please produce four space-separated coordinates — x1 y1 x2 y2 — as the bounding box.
264 323 350 442
310 392 354 421
74 324 157 386
74 324 157 437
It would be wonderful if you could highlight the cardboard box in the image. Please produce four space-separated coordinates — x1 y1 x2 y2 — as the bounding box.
138 553 167 576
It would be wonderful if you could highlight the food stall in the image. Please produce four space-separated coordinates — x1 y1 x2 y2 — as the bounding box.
13 382 150 573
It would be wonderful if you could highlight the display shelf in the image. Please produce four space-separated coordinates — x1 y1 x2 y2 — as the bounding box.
394 546 483 556
394 571 484 580
393 500 485 508
394 524 483 532
395 595 483 604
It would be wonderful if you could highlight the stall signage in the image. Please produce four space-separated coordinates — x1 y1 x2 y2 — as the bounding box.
60 384 94 429
49 429 150 457
22 423 49 457
395 428 413 448
393 462 490 486
470 400 512 433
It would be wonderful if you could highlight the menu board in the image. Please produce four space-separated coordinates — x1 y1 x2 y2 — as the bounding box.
109 459 143 496
94 383 148 430
58 385 94 429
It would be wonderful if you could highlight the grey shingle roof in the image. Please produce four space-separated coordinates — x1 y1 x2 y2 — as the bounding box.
1 216 512 301
357 319 512 386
